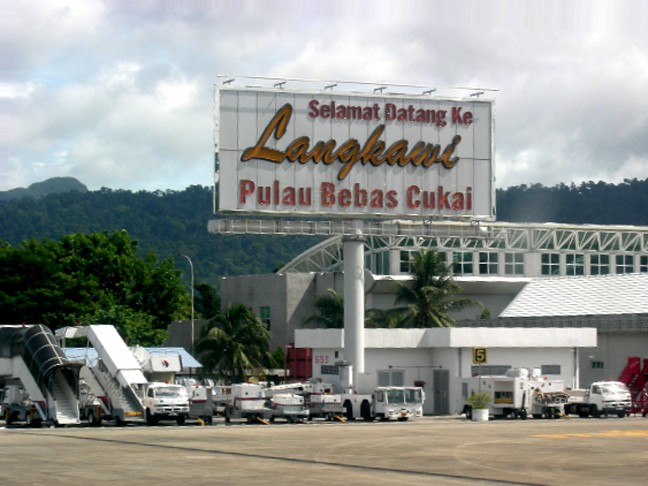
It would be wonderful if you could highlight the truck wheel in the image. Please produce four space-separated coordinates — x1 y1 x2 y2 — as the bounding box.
88 410 102 426
590 405 601 418
617 411 626 418
519 409 528 420
532 414 542 420
176 415 186 425
360 401 372 421
344 401 354 421
224 408 231 423
146 409 158 425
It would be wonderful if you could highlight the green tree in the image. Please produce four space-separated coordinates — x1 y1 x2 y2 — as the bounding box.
303 288 344 328
194 302 271 383
392 250 487 328
194 282 220 319
0 230 189 344
365 307 403 328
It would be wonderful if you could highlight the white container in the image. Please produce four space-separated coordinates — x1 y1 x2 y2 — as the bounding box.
472 408 489 422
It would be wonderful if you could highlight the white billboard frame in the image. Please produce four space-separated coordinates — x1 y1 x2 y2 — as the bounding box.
215 86 495 221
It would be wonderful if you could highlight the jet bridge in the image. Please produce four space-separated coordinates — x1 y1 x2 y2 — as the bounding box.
0 325 80 425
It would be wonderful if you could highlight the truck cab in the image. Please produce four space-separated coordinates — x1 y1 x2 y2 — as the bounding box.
586 381 631 417
143 382 189 425
373 386 425 421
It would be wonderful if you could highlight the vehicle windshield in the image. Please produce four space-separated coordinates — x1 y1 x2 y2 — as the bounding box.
156 386 186 398
601 383 628 394
405 388 423 403
386 389 405 404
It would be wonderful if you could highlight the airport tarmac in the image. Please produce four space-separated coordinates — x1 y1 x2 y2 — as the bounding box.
1 415 647 485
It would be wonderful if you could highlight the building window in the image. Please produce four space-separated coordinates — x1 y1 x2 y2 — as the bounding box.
640 256 648 273
565 254 584 276
615 255 634 274
504 253 524 275
260 306 271 330
541 365 561 375
321 365 339 375
453 251 473 275
541 253 560 276
591 361 604 369
479 252 498 275
400 251 412 273
378 369 404 387
590 254 610 275
471 365 511 377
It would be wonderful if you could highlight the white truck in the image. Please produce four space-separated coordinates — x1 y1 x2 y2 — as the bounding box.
338 366 425 421
266 393 309 423
303 381 345 421
143 382 190 425
564 381 631 418
223 383 272 424
461 368 567 420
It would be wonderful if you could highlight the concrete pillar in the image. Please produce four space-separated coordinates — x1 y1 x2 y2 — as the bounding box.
343 232 365 388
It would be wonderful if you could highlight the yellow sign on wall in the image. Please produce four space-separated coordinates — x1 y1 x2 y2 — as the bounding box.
473 348 487 364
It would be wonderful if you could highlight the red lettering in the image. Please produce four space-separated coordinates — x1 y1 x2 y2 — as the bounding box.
353 183 367 208
321 182 335 206
308 99 319 118
370 190 384 208
452 107 473 125
239 180 255 204
437 186 450 209
339 189 351 207
386 190 398 208
406 185 420 209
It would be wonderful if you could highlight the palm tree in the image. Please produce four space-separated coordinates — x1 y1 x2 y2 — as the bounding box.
393 249 487 327
364 307 402 328
303 288 344 328
194 302 271 383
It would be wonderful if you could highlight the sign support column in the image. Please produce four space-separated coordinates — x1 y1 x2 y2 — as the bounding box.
343 228 365 389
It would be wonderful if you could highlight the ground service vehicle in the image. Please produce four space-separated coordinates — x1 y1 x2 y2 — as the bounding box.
224 383 272 424
143 382 189 425
267 393 309 423
462 368 566 420
57 325 147 425
617 356 648 417
338 366 425 421
565 381 631 418
177 377 216 424
304 381 345 420
1 325 80 427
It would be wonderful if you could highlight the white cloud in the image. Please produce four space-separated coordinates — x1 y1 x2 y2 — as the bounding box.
2 0 648 192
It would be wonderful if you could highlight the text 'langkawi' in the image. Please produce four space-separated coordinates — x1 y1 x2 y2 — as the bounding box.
241 104 464 181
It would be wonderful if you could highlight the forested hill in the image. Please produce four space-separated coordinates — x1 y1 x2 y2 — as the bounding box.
1 178 647 287
0 185 322 288
496 179 648 225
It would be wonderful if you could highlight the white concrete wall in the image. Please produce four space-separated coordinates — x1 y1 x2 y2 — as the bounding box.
579 331 648 387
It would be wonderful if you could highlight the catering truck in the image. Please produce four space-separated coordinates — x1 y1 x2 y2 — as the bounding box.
564 381 631 418
461 368 566 420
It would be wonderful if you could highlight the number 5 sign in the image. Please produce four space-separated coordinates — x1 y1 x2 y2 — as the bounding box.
473 348 487 364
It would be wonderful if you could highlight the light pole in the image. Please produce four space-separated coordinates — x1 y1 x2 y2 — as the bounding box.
180 254 195 351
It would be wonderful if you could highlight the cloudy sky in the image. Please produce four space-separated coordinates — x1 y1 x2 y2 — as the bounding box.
4 0 648 192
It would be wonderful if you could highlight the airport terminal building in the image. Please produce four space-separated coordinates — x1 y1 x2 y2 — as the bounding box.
220 221 648 414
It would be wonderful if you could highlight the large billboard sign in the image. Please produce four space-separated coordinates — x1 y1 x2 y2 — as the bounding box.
216 87 494 220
